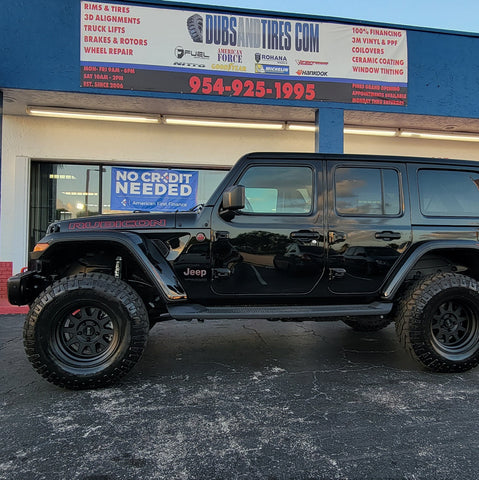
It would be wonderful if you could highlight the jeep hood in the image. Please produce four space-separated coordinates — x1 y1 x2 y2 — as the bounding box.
48 210 202 233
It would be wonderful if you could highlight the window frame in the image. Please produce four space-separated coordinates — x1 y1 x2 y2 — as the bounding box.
333 165 403 218
418 168 479 218
234 163 316 217
28 159 229 250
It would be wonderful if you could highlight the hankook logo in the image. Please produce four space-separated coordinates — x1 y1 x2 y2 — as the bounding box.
296 69 328 76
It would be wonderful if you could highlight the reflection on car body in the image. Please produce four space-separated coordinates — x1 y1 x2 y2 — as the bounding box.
342 246 399 276
273 243 323 275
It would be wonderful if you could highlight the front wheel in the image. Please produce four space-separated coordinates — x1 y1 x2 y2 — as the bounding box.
395 273 479 372
24 273 149 389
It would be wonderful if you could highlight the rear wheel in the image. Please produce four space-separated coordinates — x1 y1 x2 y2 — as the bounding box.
24 273 149 389
395 273 479 372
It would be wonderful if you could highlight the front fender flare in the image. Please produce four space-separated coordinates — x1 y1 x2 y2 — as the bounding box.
32 231 187 302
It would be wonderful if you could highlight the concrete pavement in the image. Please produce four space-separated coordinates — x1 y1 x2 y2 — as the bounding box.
1 314 479 479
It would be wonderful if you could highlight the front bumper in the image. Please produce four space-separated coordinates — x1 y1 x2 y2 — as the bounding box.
7 271 41 306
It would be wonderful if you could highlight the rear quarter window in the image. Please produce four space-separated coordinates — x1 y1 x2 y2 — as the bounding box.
418 169 479 217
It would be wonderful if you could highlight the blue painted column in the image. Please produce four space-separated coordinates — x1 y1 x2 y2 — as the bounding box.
315 108 344 153
0 91 2 218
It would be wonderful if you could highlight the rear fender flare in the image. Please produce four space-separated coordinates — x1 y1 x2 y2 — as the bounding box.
382 240 479 300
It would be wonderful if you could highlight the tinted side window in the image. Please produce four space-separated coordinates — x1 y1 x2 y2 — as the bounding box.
335 167 400 216
238 166 313 215
418 169 479 217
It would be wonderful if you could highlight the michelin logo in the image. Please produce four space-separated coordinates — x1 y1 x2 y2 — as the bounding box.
255 64 290 75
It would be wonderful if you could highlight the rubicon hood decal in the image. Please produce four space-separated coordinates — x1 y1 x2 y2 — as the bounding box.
67 218 168 230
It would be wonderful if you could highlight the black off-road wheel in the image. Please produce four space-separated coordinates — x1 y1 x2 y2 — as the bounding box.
342 316 392 332
24 273 149 389
395 272 479 372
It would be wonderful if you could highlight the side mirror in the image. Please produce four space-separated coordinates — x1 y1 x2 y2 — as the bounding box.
222 185 245 210
220 185 245 220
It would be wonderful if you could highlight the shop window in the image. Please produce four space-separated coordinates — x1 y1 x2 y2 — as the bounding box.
29 162 227 250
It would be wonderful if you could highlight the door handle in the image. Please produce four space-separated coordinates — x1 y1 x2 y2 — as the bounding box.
215 230 230 240
328 231 346 244
375 231 401 240
290 230 321 241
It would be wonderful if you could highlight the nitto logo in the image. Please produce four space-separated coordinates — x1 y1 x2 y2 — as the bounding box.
175 46 209 59
174 61 206 68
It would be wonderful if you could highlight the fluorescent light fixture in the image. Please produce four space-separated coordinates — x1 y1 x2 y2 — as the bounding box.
288 124 398 136
24 107 479 143
49 174 76 180
399 130 479 142
27 106 160 124
344 126 398 137
62 192 98 196
286 123 316 132
163 116 284 130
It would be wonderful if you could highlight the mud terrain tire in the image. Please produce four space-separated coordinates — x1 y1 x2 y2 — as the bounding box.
395 273 479 372
24 273 149 389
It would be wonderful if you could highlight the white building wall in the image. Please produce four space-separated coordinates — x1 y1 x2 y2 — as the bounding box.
2 114 479 272
0 115 314 272
345 134 479 161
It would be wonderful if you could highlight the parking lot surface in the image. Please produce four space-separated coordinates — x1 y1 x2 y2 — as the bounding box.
1 313 479 480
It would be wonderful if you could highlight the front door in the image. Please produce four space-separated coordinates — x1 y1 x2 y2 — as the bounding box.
327 160 412 294
211 160 325 298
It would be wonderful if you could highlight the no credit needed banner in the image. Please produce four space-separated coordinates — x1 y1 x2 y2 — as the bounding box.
80 1 408 106
111 167 198 212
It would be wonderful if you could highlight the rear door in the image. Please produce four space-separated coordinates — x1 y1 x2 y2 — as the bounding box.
327 160 412 294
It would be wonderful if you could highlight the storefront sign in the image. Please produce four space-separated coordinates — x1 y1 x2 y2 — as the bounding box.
111 167 198 212
80 1 408 105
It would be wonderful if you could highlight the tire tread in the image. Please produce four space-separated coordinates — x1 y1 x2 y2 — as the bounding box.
24 273 149 389
395 272 479 372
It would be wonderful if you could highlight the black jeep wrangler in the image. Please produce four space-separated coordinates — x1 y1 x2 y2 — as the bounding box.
8 153 479 389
